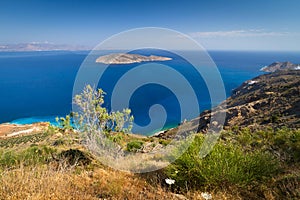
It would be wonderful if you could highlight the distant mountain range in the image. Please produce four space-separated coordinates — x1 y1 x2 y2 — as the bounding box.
0 42 91 51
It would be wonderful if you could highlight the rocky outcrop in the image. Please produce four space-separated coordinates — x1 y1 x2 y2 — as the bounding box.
260 61 300 72
192 70 300 132
95 53 172 64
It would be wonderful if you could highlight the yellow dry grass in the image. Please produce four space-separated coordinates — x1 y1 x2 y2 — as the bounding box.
0 164 243 200
0 164 180 200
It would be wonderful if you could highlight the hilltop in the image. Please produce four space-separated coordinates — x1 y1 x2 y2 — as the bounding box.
260 61 300 72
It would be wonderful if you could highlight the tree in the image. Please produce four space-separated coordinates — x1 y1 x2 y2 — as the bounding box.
72 85 134 156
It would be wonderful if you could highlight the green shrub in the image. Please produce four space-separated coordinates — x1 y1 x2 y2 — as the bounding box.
159 139 170 146
165 135 280 190
233 128 300 163
0 145 56 169
21 145 55 165
109 133 124 144
52 138 65 146
0 150 18 168
56 115 73 131
273 128 300 162
126 141 144 152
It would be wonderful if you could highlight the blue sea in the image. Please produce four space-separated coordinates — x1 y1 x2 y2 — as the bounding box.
1 50 299 134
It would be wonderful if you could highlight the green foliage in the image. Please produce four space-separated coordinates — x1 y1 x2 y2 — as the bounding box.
0 132 49 148
0 145 56 169
109 133 124 144
158 139 170 146
56 114 73 131
73 85 134 134
228 127 300 163
21 145 55 166
126 140 144 152
272 128 300 162
165 134 280 190
52 138 65 146
0 150 17 168
69 85 134 154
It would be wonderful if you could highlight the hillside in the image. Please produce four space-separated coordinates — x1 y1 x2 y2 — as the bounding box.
194 70 300 133
260 61 300 72
0 70 299 199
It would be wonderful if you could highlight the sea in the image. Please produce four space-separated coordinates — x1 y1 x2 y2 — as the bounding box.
0 50 299 135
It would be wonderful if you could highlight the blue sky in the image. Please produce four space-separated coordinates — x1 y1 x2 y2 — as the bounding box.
0 0 300 50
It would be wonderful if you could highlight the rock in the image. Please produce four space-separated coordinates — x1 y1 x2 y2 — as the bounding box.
260 61 300 72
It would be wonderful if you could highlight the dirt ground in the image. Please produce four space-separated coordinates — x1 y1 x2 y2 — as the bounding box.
0 123 49 138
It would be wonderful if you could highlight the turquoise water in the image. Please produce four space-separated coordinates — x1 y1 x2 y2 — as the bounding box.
1 50 300 134
11 116 60 126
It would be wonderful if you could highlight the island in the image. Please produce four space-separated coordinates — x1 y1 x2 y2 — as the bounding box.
260 61 300 72
95 53 172 64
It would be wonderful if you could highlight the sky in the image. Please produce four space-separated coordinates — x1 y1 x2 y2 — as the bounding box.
0 0 300 51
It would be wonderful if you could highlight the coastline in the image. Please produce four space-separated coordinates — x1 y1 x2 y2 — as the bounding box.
0 122 49 138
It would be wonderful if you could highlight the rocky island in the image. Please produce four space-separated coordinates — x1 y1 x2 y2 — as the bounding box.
95 53 172 64
260 61 300 72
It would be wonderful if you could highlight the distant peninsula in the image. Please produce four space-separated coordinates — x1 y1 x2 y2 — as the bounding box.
0 42 90 52
95 53 172 64
260 61 300 72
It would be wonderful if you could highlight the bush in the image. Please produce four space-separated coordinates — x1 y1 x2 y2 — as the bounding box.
56 115 73 131
159 139 170 146
0 146 56 169
71 85 134 157
21 145 55 166
73 85 134 134
165 135 280 190
0 150 17 168
231 127 300 163
274 128 300 162
126 141 144 152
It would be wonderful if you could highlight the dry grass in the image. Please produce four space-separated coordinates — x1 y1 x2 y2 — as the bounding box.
0 164 183 200
1 127 299 199
0 164 245 200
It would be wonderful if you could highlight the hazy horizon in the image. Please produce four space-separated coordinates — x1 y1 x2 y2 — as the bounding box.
1 0 300 51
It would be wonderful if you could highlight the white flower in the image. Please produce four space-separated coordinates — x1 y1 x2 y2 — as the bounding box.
201 192 212 200
165 178 175 185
